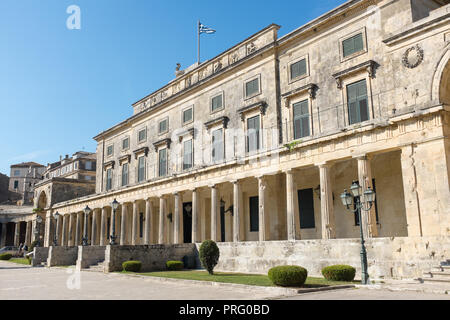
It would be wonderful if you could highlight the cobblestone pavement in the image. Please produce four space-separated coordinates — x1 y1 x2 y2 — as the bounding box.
1 261 449 300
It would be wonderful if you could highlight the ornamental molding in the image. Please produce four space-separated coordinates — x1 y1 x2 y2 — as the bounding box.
238 101 268 121
177 128 195 142
133 147 149 159
332 60 377 89
204 116 230 131
402 44 424 69
153 138 172 151
103 161 115 170
281 83 318 108
118 154 131 164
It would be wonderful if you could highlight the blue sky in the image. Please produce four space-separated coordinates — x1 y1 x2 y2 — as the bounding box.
0 0 345 175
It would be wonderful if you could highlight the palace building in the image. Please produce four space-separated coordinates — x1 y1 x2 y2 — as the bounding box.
11 0 450 279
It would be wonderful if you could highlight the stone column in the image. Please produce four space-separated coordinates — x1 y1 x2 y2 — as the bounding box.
132 201 139 246
14 222 20 247
91 210 97 246
400 145 423 237
100 208 107 246
75 212 81 246
67 213 74 246
144 199 152 245
82 212 88 245
25 221 32 246
232 180 241 242
257 176 268 242
191 189 198 243
120 204 128 245
210 185 218 242
173 193 182 244
159 197 166 244
61 215 68 246
285 169 297 241
357 155 378 238
319 163 336 239
44 213 52 247
0 223 7 247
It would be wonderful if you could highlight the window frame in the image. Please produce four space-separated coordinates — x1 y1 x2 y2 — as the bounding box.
182 105 194 126
339 27 367 62
182 139 193 171
137 155 146 183
243 74 262 100
211 127 224 164
121 162 129 187
106 144 114 158
292 98 312 140
246 114 261 153
210 92 224 114
158 147 168 177
158 117 169 135
288 55 309 84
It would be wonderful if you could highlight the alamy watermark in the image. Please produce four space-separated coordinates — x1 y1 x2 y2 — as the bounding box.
66 5 81 30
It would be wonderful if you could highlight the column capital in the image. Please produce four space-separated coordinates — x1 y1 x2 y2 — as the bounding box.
316 161 333 169
283 168 296 175
353 154 373 161
208 184 217 189
231 179 240 185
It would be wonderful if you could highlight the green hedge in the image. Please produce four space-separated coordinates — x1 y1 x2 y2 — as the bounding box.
321 265 356 282
122 260 142 272
0 253 12 261
166 261 184 271
268 265 308 287
199 240 220 275
26 255 32 265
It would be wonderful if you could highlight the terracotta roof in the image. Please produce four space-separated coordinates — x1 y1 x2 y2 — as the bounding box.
11 162 45 168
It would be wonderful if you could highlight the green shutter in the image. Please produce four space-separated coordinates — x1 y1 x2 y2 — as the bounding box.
211 95 223 111
293 100 310 139
246 78 259 98
347 79 369 125
343 33 364 57
247 115 260 152
159 149 167 177
290 59 307 80
183 140 193 170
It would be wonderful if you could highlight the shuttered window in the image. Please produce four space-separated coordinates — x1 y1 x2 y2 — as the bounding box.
290 59 307 80
347 79 369 125
183 108 193 124
293 100 310 139
211 94 223 112
159 148 167 177
122 138 129 150
249 196 259 232
159 119 168 134
245 78 260 98
212 128 224 163
121 163 129 186
343 33 364 57
138 156 145 182
106 168 112 191
183 139 193 170
246 115 260 153
298 189 315 229
138 129 146 142
107 145 114 156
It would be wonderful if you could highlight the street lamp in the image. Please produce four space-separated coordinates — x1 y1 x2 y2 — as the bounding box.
110 199 119 245
82 205 91 246
35 216 43 247
53 212 60 246
340 180 376 285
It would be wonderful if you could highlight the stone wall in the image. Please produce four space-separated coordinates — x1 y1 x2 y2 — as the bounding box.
104 244 199 272
207 237 450 280
32 247 49 267
47 246 78 267
76 246 106 270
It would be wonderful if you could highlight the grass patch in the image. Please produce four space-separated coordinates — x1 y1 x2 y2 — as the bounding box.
122 270 358 288
8 258 31 265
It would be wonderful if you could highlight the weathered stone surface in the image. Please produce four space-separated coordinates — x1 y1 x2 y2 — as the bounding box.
47 246 78 267
32 247 49 267
76 246 106 270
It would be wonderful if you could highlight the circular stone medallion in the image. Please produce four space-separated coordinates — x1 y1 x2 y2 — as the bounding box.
402 45 424 69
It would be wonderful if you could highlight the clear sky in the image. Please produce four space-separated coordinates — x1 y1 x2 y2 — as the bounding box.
0 0 346 175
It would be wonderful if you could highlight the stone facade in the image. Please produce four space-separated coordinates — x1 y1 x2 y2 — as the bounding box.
27 0 450 280
9 162 45 205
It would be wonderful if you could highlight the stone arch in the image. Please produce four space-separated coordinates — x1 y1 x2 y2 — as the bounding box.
431 45 450 105
36 191 48 210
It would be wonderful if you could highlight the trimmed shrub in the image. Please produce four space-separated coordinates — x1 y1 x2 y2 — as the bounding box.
0 253 12 261
166 260 184 271
122 260 142 272
321 265 356 282
268 265 308 287
199 240 220 275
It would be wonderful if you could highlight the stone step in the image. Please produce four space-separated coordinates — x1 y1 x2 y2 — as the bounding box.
421 276 450 283
424 271 450 277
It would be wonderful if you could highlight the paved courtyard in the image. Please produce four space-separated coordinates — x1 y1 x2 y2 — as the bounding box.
0 261 449 300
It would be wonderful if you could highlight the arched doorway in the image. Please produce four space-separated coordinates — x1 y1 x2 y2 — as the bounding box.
37 191 47 210
439 58 450 105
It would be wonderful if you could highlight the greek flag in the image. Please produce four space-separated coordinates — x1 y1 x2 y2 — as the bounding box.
199 22 216 34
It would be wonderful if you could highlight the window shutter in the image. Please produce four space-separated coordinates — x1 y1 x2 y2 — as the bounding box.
290 59 307 80
298 189 315 229
249 196 259 232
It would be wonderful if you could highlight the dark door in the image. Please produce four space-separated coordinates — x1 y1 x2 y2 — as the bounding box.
220 203 226 242
298 189 315 229
183 202 193 243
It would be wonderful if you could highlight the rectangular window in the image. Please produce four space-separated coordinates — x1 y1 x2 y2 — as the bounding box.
158 148 167 177
298 189 315 229
122 137 130 150
183 139 193 170
290 59 307 80
249 196 259 232
13 180 19 189
211 94 223 112
246 115 260 153
293 100 310 139
159 119 168 134
106 168 112 191
343 33 364 58
347 79 369 125
138 156 145 182
183 107 193 124
245 78 260 98
107 145 114 157
138 129 146 143
14 170 20 176
212 128 224 163
121 163 129 186
139 213 144 238
85 161 92 170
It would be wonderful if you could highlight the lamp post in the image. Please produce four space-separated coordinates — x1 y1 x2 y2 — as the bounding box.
340 180 376 285
53 212 60 246
82 206 91 246
110 199 119 245
35 216 43 247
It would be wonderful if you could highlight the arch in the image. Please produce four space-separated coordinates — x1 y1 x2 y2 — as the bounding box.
36 191 48 210
431 45 450 105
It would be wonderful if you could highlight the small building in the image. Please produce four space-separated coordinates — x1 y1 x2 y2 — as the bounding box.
9 162 45 205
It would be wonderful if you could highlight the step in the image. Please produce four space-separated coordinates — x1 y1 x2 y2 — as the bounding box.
421 277 450 283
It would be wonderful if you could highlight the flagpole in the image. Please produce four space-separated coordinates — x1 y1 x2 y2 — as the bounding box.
197 20 200 64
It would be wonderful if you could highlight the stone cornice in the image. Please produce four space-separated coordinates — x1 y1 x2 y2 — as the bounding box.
119 154 132 164
153 138 172 150
238 101 268 121
204 116 230 130
282 83 318 107
133 147 149 159
103 160 115 170
332 60 377 89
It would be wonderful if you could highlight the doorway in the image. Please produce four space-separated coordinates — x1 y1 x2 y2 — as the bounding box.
183 202 193 243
